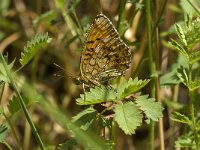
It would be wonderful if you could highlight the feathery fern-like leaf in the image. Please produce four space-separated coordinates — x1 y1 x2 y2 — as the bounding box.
169 39 189 60
189 50 200 64
175 24 187 47
20 32 52 66
176 66 189 87
185 18 200 49
171 112 191 125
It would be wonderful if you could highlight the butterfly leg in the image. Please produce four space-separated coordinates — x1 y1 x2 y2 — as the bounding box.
82 83 86 101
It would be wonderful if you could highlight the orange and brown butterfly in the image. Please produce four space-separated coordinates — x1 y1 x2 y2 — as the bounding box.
76 14 131 86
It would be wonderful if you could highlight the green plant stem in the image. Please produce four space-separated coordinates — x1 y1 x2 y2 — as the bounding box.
0 82 5 104
189 91 198 149
56 1 84 44
188 64 199 149
2 141 13 150
23 114 32 150
3 112 22 150
152 0 168 37
98 102 114 116
31 51 41 82
187 0 200 15
146 1 153 68
154 1 165 149
0 54 45 150
146 0 155 149
117 0 127 35
72 10 84 38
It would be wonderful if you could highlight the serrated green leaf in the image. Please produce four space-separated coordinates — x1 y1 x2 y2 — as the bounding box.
114 102 142 135
72 107 97 131
189 50 200 64
171 112 191 125
0 124 8 142
76 86 117 105
175 24 187 46
169 39 189 60
135 95 163 121
20 32 52 66
116 77 150 99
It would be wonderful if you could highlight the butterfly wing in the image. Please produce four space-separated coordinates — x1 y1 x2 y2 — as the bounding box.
80 14 131 86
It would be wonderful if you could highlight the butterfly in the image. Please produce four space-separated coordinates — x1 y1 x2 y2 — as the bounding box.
76 14 131 87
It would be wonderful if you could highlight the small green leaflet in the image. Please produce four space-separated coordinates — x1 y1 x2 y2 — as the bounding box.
8 82 40 115
33 10 58 26
0 57 15 83
175 24 187 47
164 99 184 110
114 102 142 135
0 124 8 142
189 79 200 91
185 17 200 49
171 112 191 125
114 77 150 99
169 39 188 60
72 107 97 131
135 95 163 121
176 66 189 87
7 95 38 115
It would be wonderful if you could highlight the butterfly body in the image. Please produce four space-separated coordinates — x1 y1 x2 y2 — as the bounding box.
79 14 131 86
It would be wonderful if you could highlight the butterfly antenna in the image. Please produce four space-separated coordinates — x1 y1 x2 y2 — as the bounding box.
53 62 77 79
53 63 66 72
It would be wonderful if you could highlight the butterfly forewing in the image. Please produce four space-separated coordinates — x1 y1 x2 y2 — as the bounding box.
80 14 131 86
